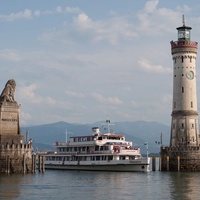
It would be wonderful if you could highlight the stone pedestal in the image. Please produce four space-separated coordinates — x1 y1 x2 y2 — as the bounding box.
0 79 33 173
0 102 24 144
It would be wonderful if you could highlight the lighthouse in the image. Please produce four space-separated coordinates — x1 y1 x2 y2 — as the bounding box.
160 17 200 171
170 16 199 147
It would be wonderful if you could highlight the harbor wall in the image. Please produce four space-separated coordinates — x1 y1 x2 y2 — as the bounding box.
160 146 200 171
0 143 33 173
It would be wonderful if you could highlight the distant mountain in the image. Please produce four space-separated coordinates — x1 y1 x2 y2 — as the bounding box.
21 121 170 154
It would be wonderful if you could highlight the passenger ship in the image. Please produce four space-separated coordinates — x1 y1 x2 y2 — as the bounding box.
44 120 150 172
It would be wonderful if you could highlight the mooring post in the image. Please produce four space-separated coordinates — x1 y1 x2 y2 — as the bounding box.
7 156 10 174
177 156 180 171
5 156 8 173
38 155 41 173
34 154 36 173
32 154 36 173
159 155 162 171
23 154 26 174
42 156 45 173
5 156 10 174
167 156 169 171
152 156 156 171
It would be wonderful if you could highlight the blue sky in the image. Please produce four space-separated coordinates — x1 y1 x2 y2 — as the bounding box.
1 0 200 126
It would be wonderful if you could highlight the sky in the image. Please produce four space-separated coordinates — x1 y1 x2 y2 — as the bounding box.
1 0 200 126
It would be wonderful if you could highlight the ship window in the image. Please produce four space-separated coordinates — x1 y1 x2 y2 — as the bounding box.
108 156 113 161
120 156 126 160
95 146 99 151
129 156 135 160
91 156 95 161
96 156 100 161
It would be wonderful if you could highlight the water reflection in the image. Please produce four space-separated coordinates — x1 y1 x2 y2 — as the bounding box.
168 172 200 200
1 169 200 200
0 174 22 200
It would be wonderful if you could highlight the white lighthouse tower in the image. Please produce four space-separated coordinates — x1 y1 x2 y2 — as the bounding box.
170 16 199 147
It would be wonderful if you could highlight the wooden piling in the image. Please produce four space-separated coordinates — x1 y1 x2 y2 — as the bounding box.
8 156 10 174
167 156 169 171
42 156 45 173
32 154 36 173
5 156 10 174
38 155 41 173
159 155 162 171
152 156 156 171
23 154 26 174
5 156 7 173
177 156 180 171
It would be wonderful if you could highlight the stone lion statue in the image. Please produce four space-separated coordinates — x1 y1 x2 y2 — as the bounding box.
0 79 16 103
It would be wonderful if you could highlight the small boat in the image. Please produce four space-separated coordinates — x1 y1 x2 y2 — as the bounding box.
43 119 150 172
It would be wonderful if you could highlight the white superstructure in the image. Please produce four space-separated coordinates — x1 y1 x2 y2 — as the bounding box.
43 120 150 172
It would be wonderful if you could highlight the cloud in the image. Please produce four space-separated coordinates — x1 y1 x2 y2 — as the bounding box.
0 49 23 62
138 59 172 74
72 13 137 45
144 0 159 13
18 83 55 105
137 0 183 35
65 6 81 14
18 84 37 101
0 9 32 21
91 93 122 105
65 90 85 98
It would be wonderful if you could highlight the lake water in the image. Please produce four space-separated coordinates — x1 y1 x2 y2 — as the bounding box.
1 162 200 200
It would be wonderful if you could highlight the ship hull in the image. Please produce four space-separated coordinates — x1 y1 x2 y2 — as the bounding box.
44 157 150 172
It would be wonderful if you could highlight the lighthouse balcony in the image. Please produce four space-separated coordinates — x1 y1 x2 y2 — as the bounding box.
171 41 198 49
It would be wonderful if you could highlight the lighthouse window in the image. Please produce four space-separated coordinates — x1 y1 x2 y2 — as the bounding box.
174 102 176 108
182 87 184 93
191 101 193 108
182 123 184 128
182 56 184 62
191 124 194 129
190 57 192 63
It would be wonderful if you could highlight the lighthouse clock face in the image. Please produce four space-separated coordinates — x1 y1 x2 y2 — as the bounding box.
186 71 194 80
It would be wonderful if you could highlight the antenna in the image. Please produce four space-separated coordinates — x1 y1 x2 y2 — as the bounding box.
182 14 185 26
101 116 115 133
66 129 68 143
